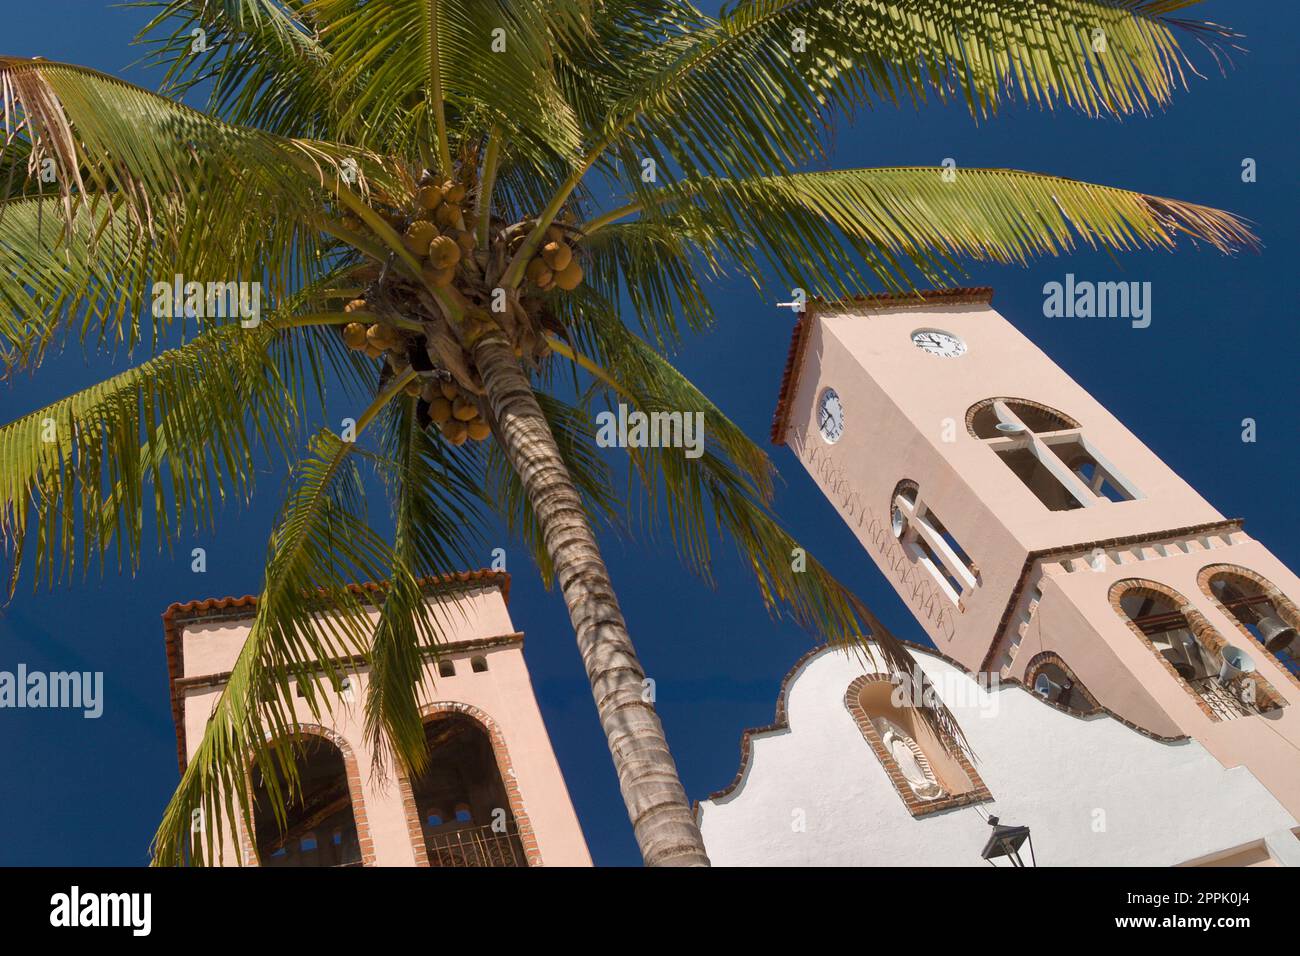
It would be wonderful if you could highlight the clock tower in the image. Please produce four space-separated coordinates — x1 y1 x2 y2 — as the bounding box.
772 288 1300 818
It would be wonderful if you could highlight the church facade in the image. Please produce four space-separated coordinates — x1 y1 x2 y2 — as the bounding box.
698 289 1300 866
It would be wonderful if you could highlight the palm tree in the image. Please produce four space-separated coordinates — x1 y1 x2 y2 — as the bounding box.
0 0 1254 867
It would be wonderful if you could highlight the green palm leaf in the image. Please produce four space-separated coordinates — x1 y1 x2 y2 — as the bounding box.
597 166 1257 297
0 321 299 594
152 427 397 866
593 0 1239 183
365 394 488 777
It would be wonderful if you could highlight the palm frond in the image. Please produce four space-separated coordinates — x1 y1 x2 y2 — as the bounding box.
613 166 1257 297
0 57 403 320
286 0 586 164
578 215 723 347
0 320 301 595
152 428 397 866
548 308 965 750
592 0 1240 184
133 0 341 140
364 395 488 777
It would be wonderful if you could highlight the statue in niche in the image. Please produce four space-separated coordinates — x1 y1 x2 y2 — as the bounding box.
875 718 945 800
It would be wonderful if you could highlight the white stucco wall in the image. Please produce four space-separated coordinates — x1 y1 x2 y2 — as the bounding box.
697 646 1297 866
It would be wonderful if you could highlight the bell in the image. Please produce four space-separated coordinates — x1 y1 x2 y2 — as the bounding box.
1257 615 1299 654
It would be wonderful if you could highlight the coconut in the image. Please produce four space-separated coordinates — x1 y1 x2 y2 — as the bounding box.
344 298 368 313
433 202 460 227
423 265 456 288
403 378 423 397
439 381 460 401
541 241 572 271
544 224 565 243
364 343 383 359
428 234 461 269
365 324 394 351
417 185 443 210
403 220 438 256
455 231 477 256
420 381 441 403
554 260 584 291
342 322 368 350
525 258 553 288
428 396 453 424
443 182 467 204
467 419 491 441
452 396 479 422
440 419 469 446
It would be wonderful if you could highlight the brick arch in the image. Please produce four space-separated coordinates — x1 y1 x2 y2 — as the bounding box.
843 674 992 818
241 723 374 867
1022 652 1101 714
1198 563 1300 694
396 702 542 867
964 396 1080 439
1108 578 1285 718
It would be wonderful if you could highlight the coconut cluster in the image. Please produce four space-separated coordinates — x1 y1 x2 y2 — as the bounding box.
517 223 583 292
334 165 583 449
418 376 491 445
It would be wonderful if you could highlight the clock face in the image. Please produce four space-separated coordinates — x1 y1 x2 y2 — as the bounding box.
911 328 966 358
817 387 844 444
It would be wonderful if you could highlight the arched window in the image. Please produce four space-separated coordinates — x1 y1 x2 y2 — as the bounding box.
1199 565 1300 684
252 736 362 867
410 714 526 867
1022 653 1100 714
844 675 991 817
1110 580 1283 720
889 479 978 602
966 398 1139 510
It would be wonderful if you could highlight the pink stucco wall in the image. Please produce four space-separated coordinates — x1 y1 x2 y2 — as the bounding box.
175 583 591 866
782 294 1300 821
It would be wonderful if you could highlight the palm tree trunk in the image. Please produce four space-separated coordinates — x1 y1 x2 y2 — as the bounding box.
471 331 710 867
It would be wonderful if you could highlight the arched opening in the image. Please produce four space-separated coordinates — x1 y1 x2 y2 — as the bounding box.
967 398 1138 510
1112 581 1274 720
1202 567 1300 681
252 736 362 867
1023 653 1100 714
410 713 526 867
890 479 978 601
967 398 1079 440
845 677 989 816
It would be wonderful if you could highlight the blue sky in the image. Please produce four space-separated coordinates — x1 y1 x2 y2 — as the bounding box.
0 2 1296 865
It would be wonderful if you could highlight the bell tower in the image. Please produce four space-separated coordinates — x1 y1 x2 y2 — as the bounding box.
164 571 592 867
772 288 1300 817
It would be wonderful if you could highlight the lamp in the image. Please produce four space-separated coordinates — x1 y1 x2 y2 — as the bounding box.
980 815 1035 867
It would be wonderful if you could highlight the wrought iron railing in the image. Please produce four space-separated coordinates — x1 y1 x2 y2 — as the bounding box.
1188 676 1255 720
424 823 525 867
